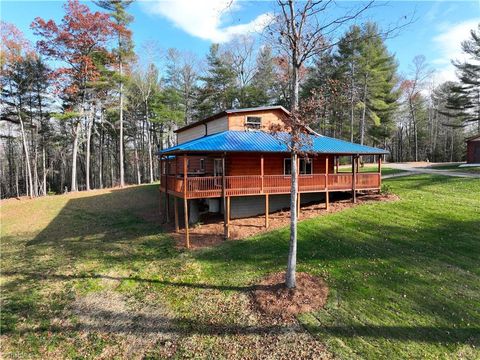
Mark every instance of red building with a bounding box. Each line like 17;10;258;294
159;106;387;247
466;134;480;164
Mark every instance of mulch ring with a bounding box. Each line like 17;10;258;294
168;192;399;249
251;272;329;322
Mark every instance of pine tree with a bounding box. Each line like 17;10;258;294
444;24;480;132
196;44;237;118
95;0;135;187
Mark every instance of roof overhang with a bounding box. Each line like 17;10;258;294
159;131;389;157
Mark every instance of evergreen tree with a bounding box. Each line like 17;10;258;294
196;44;237;118
444;24;480;132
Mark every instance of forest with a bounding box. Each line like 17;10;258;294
1;0;479;199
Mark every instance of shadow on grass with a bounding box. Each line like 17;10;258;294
7;300;477;345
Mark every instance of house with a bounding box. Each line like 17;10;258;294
466;134;480;164
159;106;388;247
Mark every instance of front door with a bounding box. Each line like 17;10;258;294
214;159;223;186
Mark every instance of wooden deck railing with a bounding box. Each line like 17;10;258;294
160;172;381;198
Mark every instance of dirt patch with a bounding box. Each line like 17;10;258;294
58;291;177;359
252;272;329;322
170;192;399;249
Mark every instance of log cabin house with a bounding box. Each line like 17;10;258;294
159;106;387;247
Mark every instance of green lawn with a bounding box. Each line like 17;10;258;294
338;165;406;176
1;176;479;359
428;163;480;174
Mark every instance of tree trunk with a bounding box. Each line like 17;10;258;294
286;150;298;289
19;115;34;198
360;74;368;145
86;113;93;191
42;147;47;196
119;60;125;187
145;101;154;183
350;63;355;142
71;121;81;192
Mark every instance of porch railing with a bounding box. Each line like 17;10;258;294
160;172;381;198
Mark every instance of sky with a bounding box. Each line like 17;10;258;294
1;0;479;85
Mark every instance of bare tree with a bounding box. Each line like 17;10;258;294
272;0;374;288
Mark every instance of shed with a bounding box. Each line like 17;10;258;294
466;134;480;164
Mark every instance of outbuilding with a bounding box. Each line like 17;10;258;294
466;134;480;164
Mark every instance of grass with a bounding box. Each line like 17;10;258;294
337;165;406;176
1;177;479;359
428;163;480;174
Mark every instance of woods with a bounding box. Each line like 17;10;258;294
1;0;479;199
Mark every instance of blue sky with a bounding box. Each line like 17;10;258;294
1;0;479;84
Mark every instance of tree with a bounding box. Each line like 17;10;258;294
164;48;199;124
273;0;373;288
32;0;116;191
95;0;135;188
196;44;237;118
1;22;38;198
444;24;480;132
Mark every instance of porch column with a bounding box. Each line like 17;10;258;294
325;156;330;210
166;157;170;222
261;154;264;193
174;197;179;232
352;155;357;203
378;154;382;190
183;154;190;248
222;153;228;240
336;156;339;174
265;194;269;228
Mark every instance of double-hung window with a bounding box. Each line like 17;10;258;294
284;158;313;175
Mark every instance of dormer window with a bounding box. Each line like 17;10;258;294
245;116;262;129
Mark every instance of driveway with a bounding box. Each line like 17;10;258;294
384;162;480;179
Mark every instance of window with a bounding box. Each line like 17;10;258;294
199;158;205;172
284;158;313;175
245;116;262;129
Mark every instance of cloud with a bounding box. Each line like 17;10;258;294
432;18;479;83
141;0;273;43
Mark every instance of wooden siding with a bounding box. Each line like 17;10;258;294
228;109;286;131
207;116;228;134
177;125;206;144
466;138;480;163
177;116;228;144
227;153;335;176
172;156;215;175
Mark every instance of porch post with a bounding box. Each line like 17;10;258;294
297;192;301;216
378;154;382;191
261;154;264;193
325;156;329;210
183;154;189;248
165;156;170;222
336;156;339;174
222;153;228;240
226;196;231;238
174;196;179;232
352;155;357;203
265;194;269;228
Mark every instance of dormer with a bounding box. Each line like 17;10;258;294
175;106;289;144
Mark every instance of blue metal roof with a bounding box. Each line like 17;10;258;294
160;131;388;155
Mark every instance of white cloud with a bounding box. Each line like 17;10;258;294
141;0;273;43
432;18;479;83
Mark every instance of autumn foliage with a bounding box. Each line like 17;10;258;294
31;0;116;95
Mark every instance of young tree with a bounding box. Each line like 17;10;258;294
273;0;373;288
